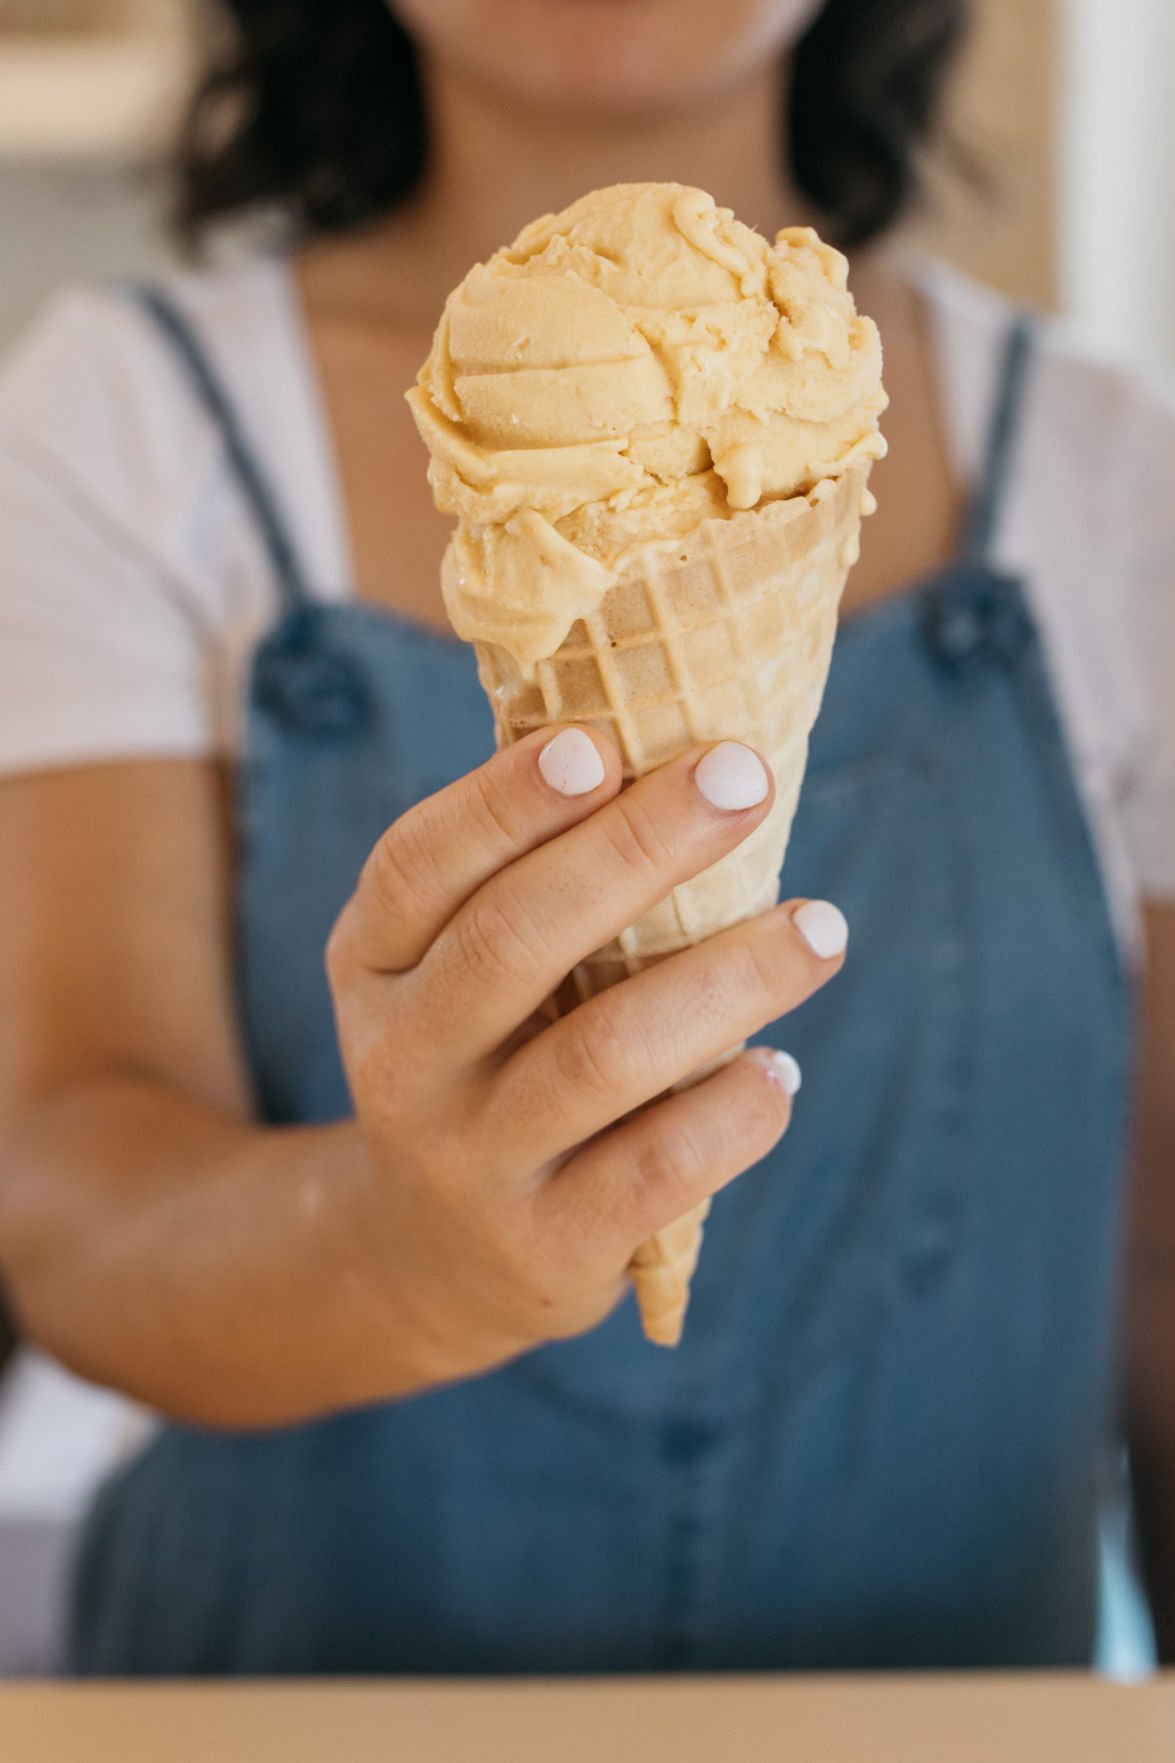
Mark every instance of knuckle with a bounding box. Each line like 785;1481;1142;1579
349;1033;409;1118
324;907;353;987
455;886;544;993
364;808;440;929
633;1119;708;1212
732;920;803;1008
733;933;788;1003
554;1005;633;1100
605;793;676;882
419;1124;481;1210
468;762;525;849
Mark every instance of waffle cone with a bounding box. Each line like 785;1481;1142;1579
474;462;872;1345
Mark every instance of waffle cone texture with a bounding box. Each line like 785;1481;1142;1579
475;462;872;1345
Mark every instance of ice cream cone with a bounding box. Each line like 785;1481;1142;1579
407;182;887;1348
474;460;873;1345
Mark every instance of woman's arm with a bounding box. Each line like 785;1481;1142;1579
1127;902;1175;1660
0;760;417;1427
0;741;840;1431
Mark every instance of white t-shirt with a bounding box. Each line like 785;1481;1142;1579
0;255;1173;945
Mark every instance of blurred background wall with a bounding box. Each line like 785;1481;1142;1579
1060;0;1175;365
908;0;1058;307
0;0;187;350
2;2;1173;361
0;0;1049;345
3;2;1172;361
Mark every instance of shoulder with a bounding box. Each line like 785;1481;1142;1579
916;254;1175;504
918;258;1175;912
0;284;159;483
0;258;291;518
0;259;299;775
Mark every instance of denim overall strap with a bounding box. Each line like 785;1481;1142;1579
921;317;1038;675
125;282;315;620
962;315;1036;565
126;284;369;741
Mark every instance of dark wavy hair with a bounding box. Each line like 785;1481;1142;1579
174;0;970;250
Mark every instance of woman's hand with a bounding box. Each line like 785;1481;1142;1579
326;726;847;1387
0;739;845;1425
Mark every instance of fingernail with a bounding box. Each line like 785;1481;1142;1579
792;899;849;959
749;1048;802;1095
539;728;606;797
694;742;770;811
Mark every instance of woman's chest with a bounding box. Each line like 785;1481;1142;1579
301;314;456;632
236;582;1132;1439
239;574;1127;1140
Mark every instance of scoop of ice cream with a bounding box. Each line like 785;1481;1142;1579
408;183;886;668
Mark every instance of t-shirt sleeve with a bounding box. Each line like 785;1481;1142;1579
0;289;218;777
1116;367;1175;902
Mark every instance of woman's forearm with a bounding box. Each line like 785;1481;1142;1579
0;1076;450;1427
1128;1265;1175;1663
1128;906;1175;1660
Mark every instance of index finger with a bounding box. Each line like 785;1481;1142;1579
331;726;622;974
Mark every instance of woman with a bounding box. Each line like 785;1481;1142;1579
0;0;1172;1675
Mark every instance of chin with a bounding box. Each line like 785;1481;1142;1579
392;0;822;117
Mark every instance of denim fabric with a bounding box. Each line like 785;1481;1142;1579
70;307;1132;1675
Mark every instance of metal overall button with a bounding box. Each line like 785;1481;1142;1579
253;618;370;740
921;567;1034;675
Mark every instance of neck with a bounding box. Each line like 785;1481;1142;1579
305;53;814;327
422;48;808;253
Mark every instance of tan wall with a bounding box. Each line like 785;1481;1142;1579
907;0;1058;308
0;1;148;31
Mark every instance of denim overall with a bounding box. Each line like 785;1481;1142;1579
71;289;1132;1674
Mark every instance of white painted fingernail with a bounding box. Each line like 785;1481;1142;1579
793;900;849;959
694;742;770;811
749;1048;802;1095
539;728;606;797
